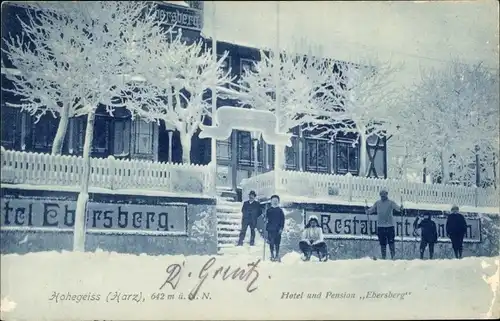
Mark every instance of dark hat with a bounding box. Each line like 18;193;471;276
249;190;256;196
270;194;280;201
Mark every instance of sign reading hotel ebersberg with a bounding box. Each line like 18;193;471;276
1;198;188;234
305;211;481;243
156;1;203;31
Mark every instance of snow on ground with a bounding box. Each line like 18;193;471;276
1;250;499;320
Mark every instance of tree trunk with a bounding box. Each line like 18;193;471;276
475;146;481;187
51;104;70;155
401;144;409;180
423;157;427;183
440;150;450;184
493;153;497;189
359;129;367;177
73;111;95;252
180;134;192;164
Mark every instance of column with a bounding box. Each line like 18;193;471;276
231;131;238;191
68;118;74;154
168;131;173;163
20;112;27;151
298;128;304;171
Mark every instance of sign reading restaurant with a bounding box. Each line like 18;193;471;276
1;198;188;235
155;1;203;31
305;211;481;243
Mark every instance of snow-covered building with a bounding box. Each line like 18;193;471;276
1;0;387;195
1;1;498;259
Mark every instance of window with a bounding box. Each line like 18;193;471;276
217;54;232;88
252;137;264;166
186;1;203;10
237;131;251;165
216;137;231;161
31;113;59;152
218;54;231;74
133;119;154;155
75;115;112;156
113;119;131;157
336;140;359;174
268;144;275;169
240;58;257;89
93;117;111;154
285;136;299;170
237;131;263;166
366;134;386;178
1;106;19;149
305;138;329;173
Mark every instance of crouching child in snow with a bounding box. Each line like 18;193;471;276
413;213;438;259
299;215;328;262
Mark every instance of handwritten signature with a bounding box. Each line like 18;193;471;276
159;257;261;300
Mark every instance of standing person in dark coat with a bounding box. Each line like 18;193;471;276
265;194;285;262
366;189;404;260
237;190;261;246
446;205;468;259
414;213;438;259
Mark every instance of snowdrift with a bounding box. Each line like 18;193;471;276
1;251;499;320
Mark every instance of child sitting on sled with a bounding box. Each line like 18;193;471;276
299;215;328;261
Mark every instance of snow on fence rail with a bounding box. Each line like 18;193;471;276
241;170;499;208
0;148;214;195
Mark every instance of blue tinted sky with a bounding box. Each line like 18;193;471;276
202;1;499;87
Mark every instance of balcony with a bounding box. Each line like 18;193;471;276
1;148;215;198
241;170;499;213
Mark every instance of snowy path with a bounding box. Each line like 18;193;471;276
1;251;498;320
219;231;272;260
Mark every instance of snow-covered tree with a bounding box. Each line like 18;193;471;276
232;47;338;169
303;58;403;177
2;1;171;251
401;60;499;185
2;4;95;155
124;30;233;164
1;1;166;156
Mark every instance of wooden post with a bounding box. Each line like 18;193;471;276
168;131;173;163
231;132;238;192
211;1;218;195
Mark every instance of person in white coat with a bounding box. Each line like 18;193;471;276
299;215;328;261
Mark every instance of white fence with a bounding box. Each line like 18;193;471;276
1;148;215;196
241;169;499;208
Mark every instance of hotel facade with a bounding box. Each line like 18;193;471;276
1;1;389;192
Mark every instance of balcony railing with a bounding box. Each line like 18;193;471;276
1;148;215;196
241;169;499;210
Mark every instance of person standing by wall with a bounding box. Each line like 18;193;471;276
265;194;285;262
413;213;438;259
237;190;261;246
446;205;468;259
366;189;404;260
